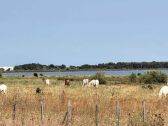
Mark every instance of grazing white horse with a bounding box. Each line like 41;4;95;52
82;79;89;87
0;84;7;94
42;78;50;85
159;86;168;97
45;79;50;85
89;80;99;87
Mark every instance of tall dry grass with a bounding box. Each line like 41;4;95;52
0;76;167;125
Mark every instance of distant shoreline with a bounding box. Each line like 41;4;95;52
2;68;168;73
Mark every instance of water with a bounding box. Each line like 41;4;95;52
2;69;168;76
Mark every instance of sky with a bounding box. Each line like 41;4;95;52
0;0;168;66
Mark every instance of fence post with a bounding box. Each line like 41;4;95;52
116;100;120;126
95;101;99;126
66;100;72;126
12;103;16;121
142;100;146;124
60;90;66;104
21;107;25;126
40;98;44;125
62;111;68;125
95;87;99;126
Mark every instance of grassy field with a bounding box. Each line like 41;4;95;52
0;76;167;126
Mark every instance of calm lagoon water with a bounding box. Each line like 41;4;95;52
2;69;168;76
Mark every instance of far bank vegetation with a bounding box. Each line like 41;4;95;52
12;61;168;71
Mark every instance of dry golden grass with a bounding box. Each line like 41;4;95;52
0;77;167;126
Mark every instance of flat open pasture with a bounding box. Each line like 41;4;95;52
0;76;167;126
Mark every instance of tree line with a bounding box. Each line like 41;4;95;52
13;61;168;71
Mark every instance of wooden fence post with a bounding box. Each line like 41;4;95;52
95;87;99;126
12;103;16;121
142;100;146;124
116;100;120;126
66;100;72;126
62;111;68;125
21;107;25;126
95;101;99;126
40;99;44;125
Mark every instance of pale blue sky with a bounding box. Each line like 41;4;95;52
0;0;168;66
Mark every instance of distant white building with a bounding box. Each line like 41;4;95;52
0;66;14;71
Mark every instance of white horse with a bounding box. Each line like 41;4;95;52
82;79;89;87
0;84;7;94
159;86;168;97
45;79;50;85
89;80;99;88
42;78;50;85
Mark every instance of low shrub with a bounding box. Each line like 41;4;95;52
90;72;107;84
139;71;167;84
137;73;141;76
129;73;137;83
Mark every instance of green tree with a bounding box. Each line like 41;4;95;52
129;73;137;83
